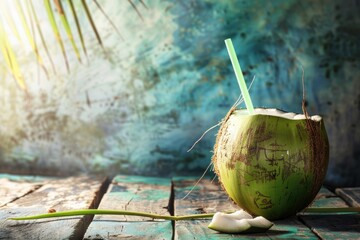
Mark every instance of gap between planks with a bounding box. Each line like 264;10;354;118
169;179;176;240
78;176;112;239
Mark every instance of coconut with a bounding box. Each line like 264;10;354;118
208;210;274;233
212;108;329;220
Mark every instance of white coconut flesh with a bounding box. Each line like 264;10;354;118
235;108;322;122
225;210;252;220
208;210;274;234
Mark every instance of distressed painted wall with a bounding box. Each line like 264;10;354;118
0;0;359;187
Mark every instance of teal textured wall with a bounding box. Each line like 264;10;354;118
0;0;359;187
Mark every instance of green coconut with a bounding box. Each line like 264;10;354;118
212;108;329;220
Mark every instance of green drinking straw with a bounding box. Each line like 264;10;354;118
225;38;254;114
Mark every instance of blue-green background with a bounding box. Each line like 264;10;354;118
0;0;359;187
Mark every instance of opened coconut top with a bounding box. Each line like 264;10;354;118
235;108;322;122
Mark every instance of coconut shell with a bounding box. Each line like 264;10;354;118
212;108;329;220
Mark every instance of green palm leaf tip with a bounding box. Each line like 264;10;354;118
25;0;50;78
67;0;88;58
54;0;82;63
14;0;49;76
14;0;39;61
139;0;148;9
81;0;104;49
44;0;70;73
93;0;124;41
127;0;145;22
0;21;26;90
27;0;57;75
2;5;23;45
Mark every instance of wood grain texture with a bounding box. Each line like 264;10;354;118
315;186;336;199
174;177;240;215
173;177;318;240
300;188;360;239
0;174;47;207
84;175;173;239
1;174;359;239
175;218;318;240
174;177;242;240
0;175;108;240
335;187;360;207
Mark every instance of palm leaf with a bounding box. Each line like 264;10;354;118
14;0;44;65
139;0;148;9
0;0;146;87
44;0;70;73
53;0;82;63
81;0;103;49
127;0;144;22
25;0;50;78
0;21;26;90
1;3;23;45
15;0;50;79
93;0;124;40
67;0;88;58
27;0;57;75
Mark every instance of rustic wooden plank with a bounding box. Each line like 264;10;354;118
0;174;48;207
176;219;318;240
174;177;240;215
84;175;173;239
174;177;319;240
315;186;336;199
299;188;360;239
84;221;172;240
335;187;360;207
264;187;336;239
0;175;108;240
174;177;248;240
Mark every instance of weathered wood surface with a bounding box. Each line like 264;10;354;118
1;174;360;239
84;175;173;240
299;187;360;239
173;177;241;240
173;177;320;240
336;187;360;207
0;175;108;240
0;174;46;207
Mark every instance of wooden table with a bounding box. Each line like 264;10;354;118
0;173;359;239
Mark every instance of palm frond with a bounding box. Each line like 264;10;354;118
1;4;23;45
81;0;103;49
54;0;82;63
27;0;57;75
25;0;50;78
15;0;47;71
0;0;147;90
127;0;144;22
0;21;26;90
67;0;88;58
139;0;148;9
93;0;124;41
44;0;70;73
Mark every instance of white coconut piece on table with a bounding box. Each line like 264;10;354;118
226;210;253;220
208;211;274;234
246;216;274;229
208;212;251;233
